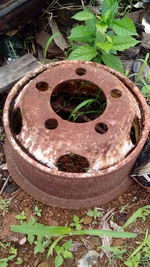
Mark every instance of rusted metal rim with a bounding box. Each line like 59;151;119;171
3;61;150;209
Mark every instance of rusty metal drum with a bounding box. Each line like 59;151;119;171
3;61;150;209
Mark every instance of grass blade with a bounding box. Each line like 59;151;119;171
68;98;99;120
123;205;150;229
72;229;137;239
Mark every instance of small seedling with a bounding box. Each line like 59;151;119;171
54;240;73;267
15;211;26;224
0;198;11;214
124;230;150;267
33;205;42;217
100;246;126;260
0;246;20;267
70;215;83;230
87;207;103;220
123;205;150;229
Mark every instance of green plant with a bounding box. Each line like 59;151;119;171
54;240;73;267
87;207;103;220
15;211;26;224
10;212;137;267
124;230;150;267
33;205;42;217
0;198;11;214
42;32;59;64
68;98;101;121
68;0;139;73
123;205;150;229
99;245;127;260
70;215;83;230
0;246;21;267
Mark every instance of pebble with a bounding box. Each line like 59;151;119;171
77;250;99;267
19;236;27;245
4;183;18;193
83;215;93;225
141;32;150;49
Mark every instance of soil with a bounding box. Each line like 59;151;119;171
0;1;150;267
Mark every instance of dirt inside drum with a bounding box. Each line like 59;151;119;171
3;61;150;209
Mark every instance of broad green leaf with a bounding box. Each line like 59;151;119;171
102;0;118;16
63;240;72;250
96;42;112;52
96;22;108;34
101;52;124;73
55;255;63;267
72;10;94;21
101;0;118;23
69;25;94;43
86;18;96;33
11;225;72;237
112;17;138;36
0;259;8;267
68;46;97;61
73;229;137;238
112;36;140;51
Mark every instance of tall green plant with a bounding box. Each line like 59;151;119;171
68;0;139;73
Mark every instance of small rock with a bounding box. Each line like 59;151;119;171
132;196;138;202
19;236;27;245
77;250;99;267
122;46;141;59
46;217;58;226
141;32;150;49
4;183;18;193
38;262;49;267
83;215;93;225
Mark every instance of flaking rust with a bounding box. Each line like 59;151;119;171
3;61;150;209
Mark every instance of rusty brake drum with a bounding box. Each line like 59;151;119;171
3;61;150;209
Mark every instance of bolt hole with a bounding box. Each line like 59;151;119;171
130;118;140;145
75;68;86;76
11;107;22;135
95;123;108;134
110;89;122;98
45;119;58;130
56;153;90;173
36;81;49;91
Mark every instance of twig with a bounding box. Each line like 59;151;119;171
0;175;11;195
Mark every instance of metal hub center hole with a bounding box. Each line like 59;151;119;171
56;153;90;173
50;80;107;123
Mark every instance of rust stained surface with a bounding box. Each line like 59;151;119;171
3;61;150;209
